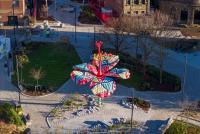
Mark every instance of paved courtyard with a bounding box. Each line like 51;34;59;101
0;6;200;131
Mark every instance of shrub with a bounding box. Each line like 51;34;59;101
165;120;200;134
165;121;187;134
0;103;24;126
51;108;59;117
132;97;150;111
64;100;74;107
16;106;23;115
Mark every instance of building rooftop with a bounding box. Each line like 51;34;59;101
161;0;200;5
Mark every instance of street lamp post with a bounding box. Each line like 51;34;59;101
94;26;96;49
12;0;17;49
16;55;21;104
12;0;21;105
182;54;188;102
74;6;77;42
130;88;134;132
55;0;57;11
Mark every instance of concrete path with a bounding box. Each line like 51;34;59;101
0;13;199;132
0;28;184;133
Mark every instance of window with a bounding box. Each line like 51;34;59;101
180;10;188;23
134;0;139;4
134;11;138;15
141;0;145;4
141;11;145;15
13;0;19;8
126;0;131;5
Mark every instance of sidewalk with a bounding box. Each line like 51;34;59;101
0;21;199;132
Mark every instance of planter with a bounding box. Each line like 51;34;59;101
126;97;150;111
21;84;55;96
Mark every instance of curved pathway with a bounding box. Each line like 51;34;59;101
0;23;195;133
0;34;183;132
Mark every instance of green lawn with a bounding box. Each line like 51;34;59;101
94;48;181;92
165;120;200;134
12;42;81;89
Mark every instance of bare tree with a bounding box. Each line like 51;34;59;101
30;67;44;92
130;15;155;77
129;11;174;79
139;35;155;77
151;11;174;84
102;15;130;52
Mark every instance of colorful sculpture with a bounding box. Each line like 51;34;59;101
71;41;130;98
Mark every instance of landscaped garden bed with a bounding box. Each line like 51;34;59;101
50;94;89;118
12;41;81;96
48;94;104;128
165;120;200;134
179;100;200;121
0;103;25;134
93;48;181;92
181;26;200;38
108;120;138;131
78;6;101;24
131;97;150;111
122;97;150;111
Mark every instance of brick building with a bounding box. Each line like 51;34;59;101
104;0;150;16
159;0;200;25
89;0;150;22
0;0;25;23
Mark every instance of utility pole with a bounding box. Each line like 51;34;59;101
45;0;48;17
136;15;140;58
74;6;77;42
55;0;57;11
13;0;21;104
12;0;17;49
130;88;134;132
16;55;21;104
182;54;188;102
94;26;96;49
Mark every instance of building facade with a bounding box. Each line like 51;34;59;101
88;0;150;22
36;0;48;19
0;0;25;23
159;0;200;25
104;0;150;16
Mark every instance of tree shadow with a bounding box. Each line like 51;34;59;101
84;120;108;129
133;119;168;134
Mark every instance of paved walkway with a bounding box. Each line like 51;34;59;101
0;28;183;131
0;15;199;132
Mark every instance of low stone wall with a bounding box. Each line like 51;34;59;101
159;117;174;134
